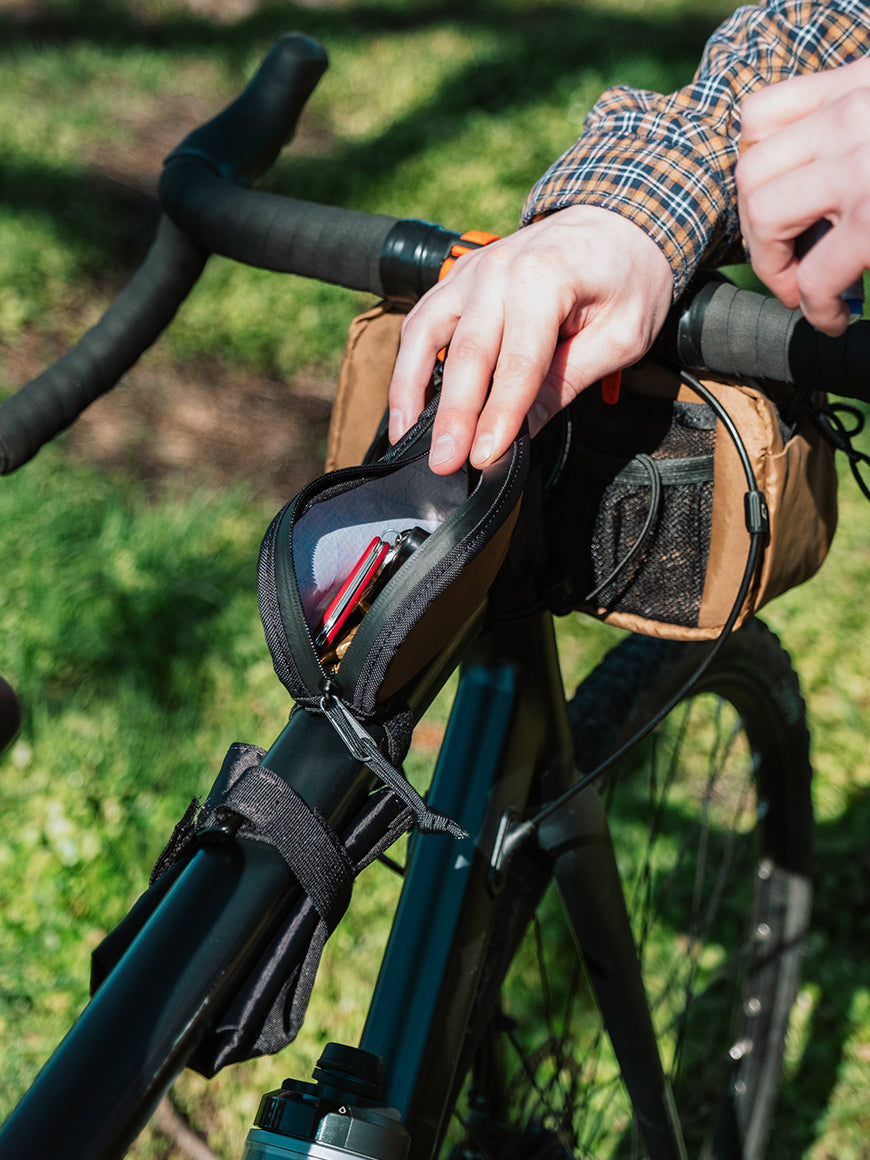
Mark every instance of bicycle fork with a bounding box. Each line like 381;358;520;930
541;792;689;1160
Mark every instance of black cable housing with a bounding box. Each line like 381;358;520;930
510;370;768;847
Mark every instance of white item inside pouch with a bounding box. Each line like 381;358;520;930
294;460;468;627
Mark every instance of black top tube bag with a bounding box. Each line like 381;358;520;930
91;351;529;1076
257;376;529;763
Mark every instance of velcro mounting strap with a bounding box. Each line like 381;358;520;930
223;763;354;932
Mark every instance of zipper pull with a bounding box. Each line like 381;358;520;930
319;690;467;839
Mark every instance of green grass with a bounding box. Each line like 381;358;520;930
1;1;869;1157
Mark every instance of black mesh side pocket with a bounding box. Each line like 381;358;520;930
542;364;838;640
545;392;716;629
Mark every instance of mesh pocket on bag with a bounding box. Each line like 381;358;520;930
543;363;838;641
547;393;717;629
582;402;716;627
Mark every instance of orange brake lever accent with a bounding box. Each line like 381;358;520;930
438;230;499;281
601;370;622;404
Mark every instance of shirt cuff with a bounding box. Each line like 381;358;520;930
521;132;736;297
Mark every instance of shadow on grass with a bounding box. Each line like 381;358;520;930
2;454;265;724
1;0;721;275
0;159;160;279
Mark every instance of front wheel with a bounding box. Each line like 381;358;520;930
445;618;813;1159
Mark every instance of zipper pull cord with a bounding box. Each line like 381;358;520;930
319;693;467;840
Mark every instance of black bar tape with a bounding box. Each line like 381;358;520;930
160;157;398;294
677;280;798;382
159;31;400;295
675;280;870;403
164;33;329;187
0;217;207;474
788;313;870;404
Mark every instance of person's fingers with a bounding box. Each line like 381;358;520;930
739;88;870;199
464;263;576;467
389;206;673;472
739;155;866;309
422;233;585;472
428;301;507;473
794;212;869;335
741;57;870;144
534;310;658;424
388;282;463;444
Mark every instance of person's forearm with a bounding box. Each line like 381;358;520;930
523;1;870;294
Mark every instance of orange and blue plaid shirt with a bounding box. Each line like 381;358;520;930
522;1;870;296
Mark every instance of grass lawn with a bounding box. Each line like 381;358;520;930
1;1;868;1157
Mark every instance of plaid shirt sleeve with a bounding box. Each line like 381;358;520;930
521;1;870;296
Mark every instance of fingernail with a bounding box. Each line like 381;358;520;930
430;433;455;467
389;408;407;443
472;433;494;464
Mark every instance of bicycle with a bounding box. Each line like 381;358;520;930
1;31;868;1160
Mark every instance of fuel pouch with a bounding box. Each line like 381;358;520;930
257;384;528;761
542;362;838;640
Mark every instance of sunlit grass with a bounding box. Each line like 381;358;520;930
1;0;868;1156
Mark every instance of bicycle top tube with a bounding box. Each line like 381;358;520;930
1;28;868;478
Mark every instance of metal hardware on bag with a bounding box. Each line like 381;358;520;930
319;692;383;768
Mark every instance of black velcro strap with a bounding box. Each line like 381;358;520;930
222;763;354;933
93;742;416;1076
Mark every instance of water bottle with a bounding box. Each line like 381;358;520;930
241;1043;410;1160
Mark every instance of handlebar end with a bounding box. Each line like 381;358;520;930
164;32;329;187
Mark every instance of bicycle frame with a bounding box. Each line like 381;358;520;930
0;577;687;1160
361;609;686;1160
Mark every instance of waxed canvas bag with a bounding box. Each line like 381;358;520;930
327;308;838;643
541;362;838;640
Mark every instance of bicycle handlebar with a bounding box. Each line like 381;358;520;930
0;218;207;475
0;33;469;474
0;33;335;475
158;30;471;300
159;33;400;293
1;32;868;478
668;277;870;403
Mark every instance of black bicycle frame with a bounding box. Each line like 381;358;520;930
0;614;687;1160
362;609;687;1160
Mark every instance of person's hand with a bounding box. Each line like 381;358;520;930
737;57;870;336
387;205;673;474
